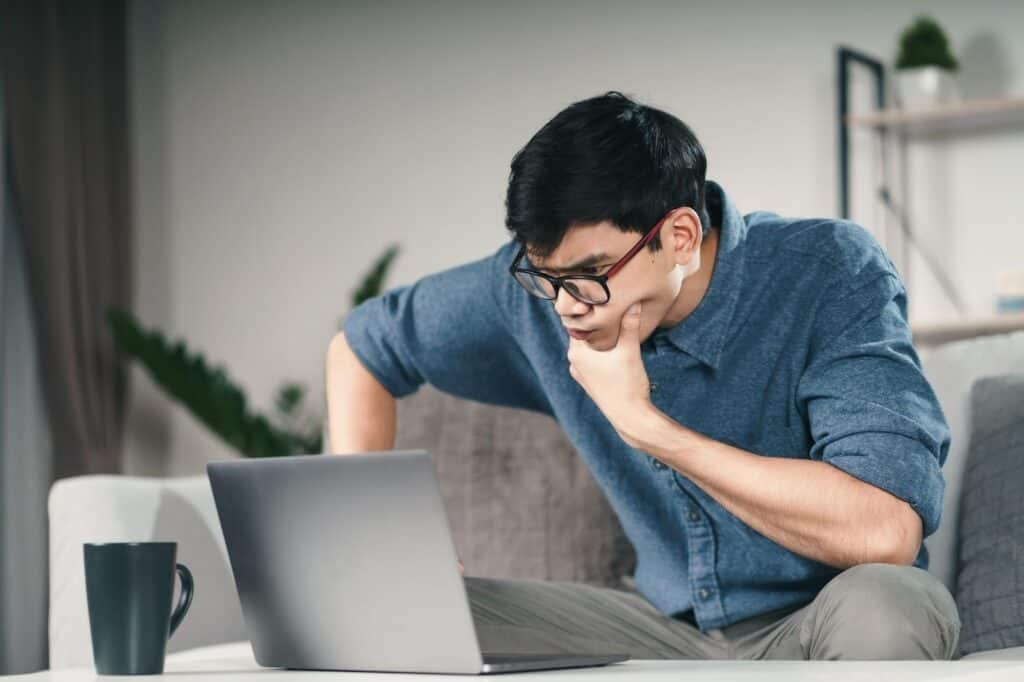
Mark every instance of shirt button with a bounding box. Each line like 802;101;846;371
699;588;712;601
652;458;667;470
650;382;658;393
688;509;700;522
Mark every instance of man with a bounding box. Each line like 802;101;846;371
325;91;960;660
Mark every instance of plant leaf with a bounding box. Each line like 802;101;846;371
107;308;318;458
351;244;400;308
275;382;306;417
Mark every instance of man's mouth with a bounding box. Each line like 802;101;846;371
567;328;594;340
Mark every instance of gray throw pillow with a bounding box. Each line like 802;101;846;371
956;374;1024;656
395;385;636;587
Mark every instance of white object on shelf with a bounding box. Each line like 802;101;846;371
996;272;1024;314
895;66;958;110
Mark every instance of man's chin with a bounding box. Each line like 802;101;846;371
585;335;616;351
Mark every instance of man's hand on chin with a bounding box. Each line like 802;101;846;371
567;302;658;448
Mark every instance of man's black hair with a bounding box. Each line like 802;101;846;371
505;91;712;259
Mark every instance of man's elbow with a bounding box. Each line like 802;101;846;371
871;500;924;566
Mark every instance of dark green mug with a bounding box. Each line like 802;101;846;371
84;542;194;675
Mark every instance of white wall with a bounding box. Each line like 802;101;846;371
125;0;1024;476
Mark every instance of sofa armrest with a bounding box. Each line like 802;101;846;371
48;475;247;669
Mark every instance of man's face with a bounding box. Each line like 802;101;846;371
527;218;698;351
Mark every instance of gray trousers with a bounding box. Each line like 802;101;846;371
465;563;961;660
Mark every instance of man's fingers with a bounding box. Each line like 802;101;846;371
569;364;580;382
620;302;642;341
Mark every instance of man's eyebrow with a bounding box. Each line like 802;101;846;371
534;253;610;274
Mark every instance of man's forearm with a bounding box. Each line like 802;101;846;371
324;331;397;454
620;407;922;569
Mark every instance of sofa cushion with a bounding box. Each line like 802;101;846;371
955;374;1024;656
395;385;636;586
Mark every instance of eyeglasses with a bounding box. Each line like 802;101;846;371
508;208;676;305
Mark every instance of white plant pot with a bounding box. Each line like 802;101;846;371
895;66;958;110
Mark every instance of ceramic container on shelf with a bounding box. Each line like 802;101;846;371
996;272;1024;314
895;66;958;110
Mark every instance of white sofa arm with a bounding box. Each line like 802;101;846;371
47;475;247;669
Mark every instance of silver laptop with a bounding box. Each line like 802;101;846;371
207;450;629;674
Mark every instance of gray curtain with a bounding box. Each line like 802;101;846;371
1;106;54;674
0;0;132;479
0;1;132;673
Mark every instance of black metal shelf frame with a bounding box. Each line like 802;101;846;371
836;46;886;219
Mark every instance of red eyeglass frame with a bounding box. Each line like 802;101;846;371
509;207;678;305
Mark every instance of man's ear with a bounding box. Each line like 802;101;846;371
666;207;703;267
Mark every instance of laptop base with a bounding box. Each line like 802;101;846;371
480;652;629;674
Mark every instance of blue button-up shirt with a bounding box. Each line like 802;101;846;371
342;181;950;631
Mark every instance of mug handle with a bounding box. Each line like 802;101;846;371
168;563;194;638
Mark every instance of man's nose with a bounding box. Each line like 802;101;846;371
553;286;591;317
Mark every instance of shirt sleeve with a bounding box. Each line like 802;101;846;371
341;242;552;415
796;270;950;538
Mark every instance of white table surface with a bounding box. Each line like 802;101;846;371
11;641;1024;681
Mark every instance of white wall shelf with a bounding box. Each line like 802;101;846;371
911;312;1024;347
845;96;1024;135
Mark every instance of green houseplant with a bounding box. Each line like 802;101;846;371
108;245;400;458
894;16;959;109
895;16;959;71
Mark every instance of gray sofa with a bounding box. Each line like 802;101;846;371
47;331;1024;668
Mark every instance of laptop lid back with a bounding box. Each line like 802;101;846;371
208;451;483;673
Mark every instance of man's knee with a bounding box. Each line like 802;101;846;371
801;563;961;660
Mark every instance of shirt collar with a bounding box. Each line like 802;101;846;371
647;180;747;370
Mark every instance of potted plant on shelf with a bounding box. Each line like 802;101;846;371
894;15;959;109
